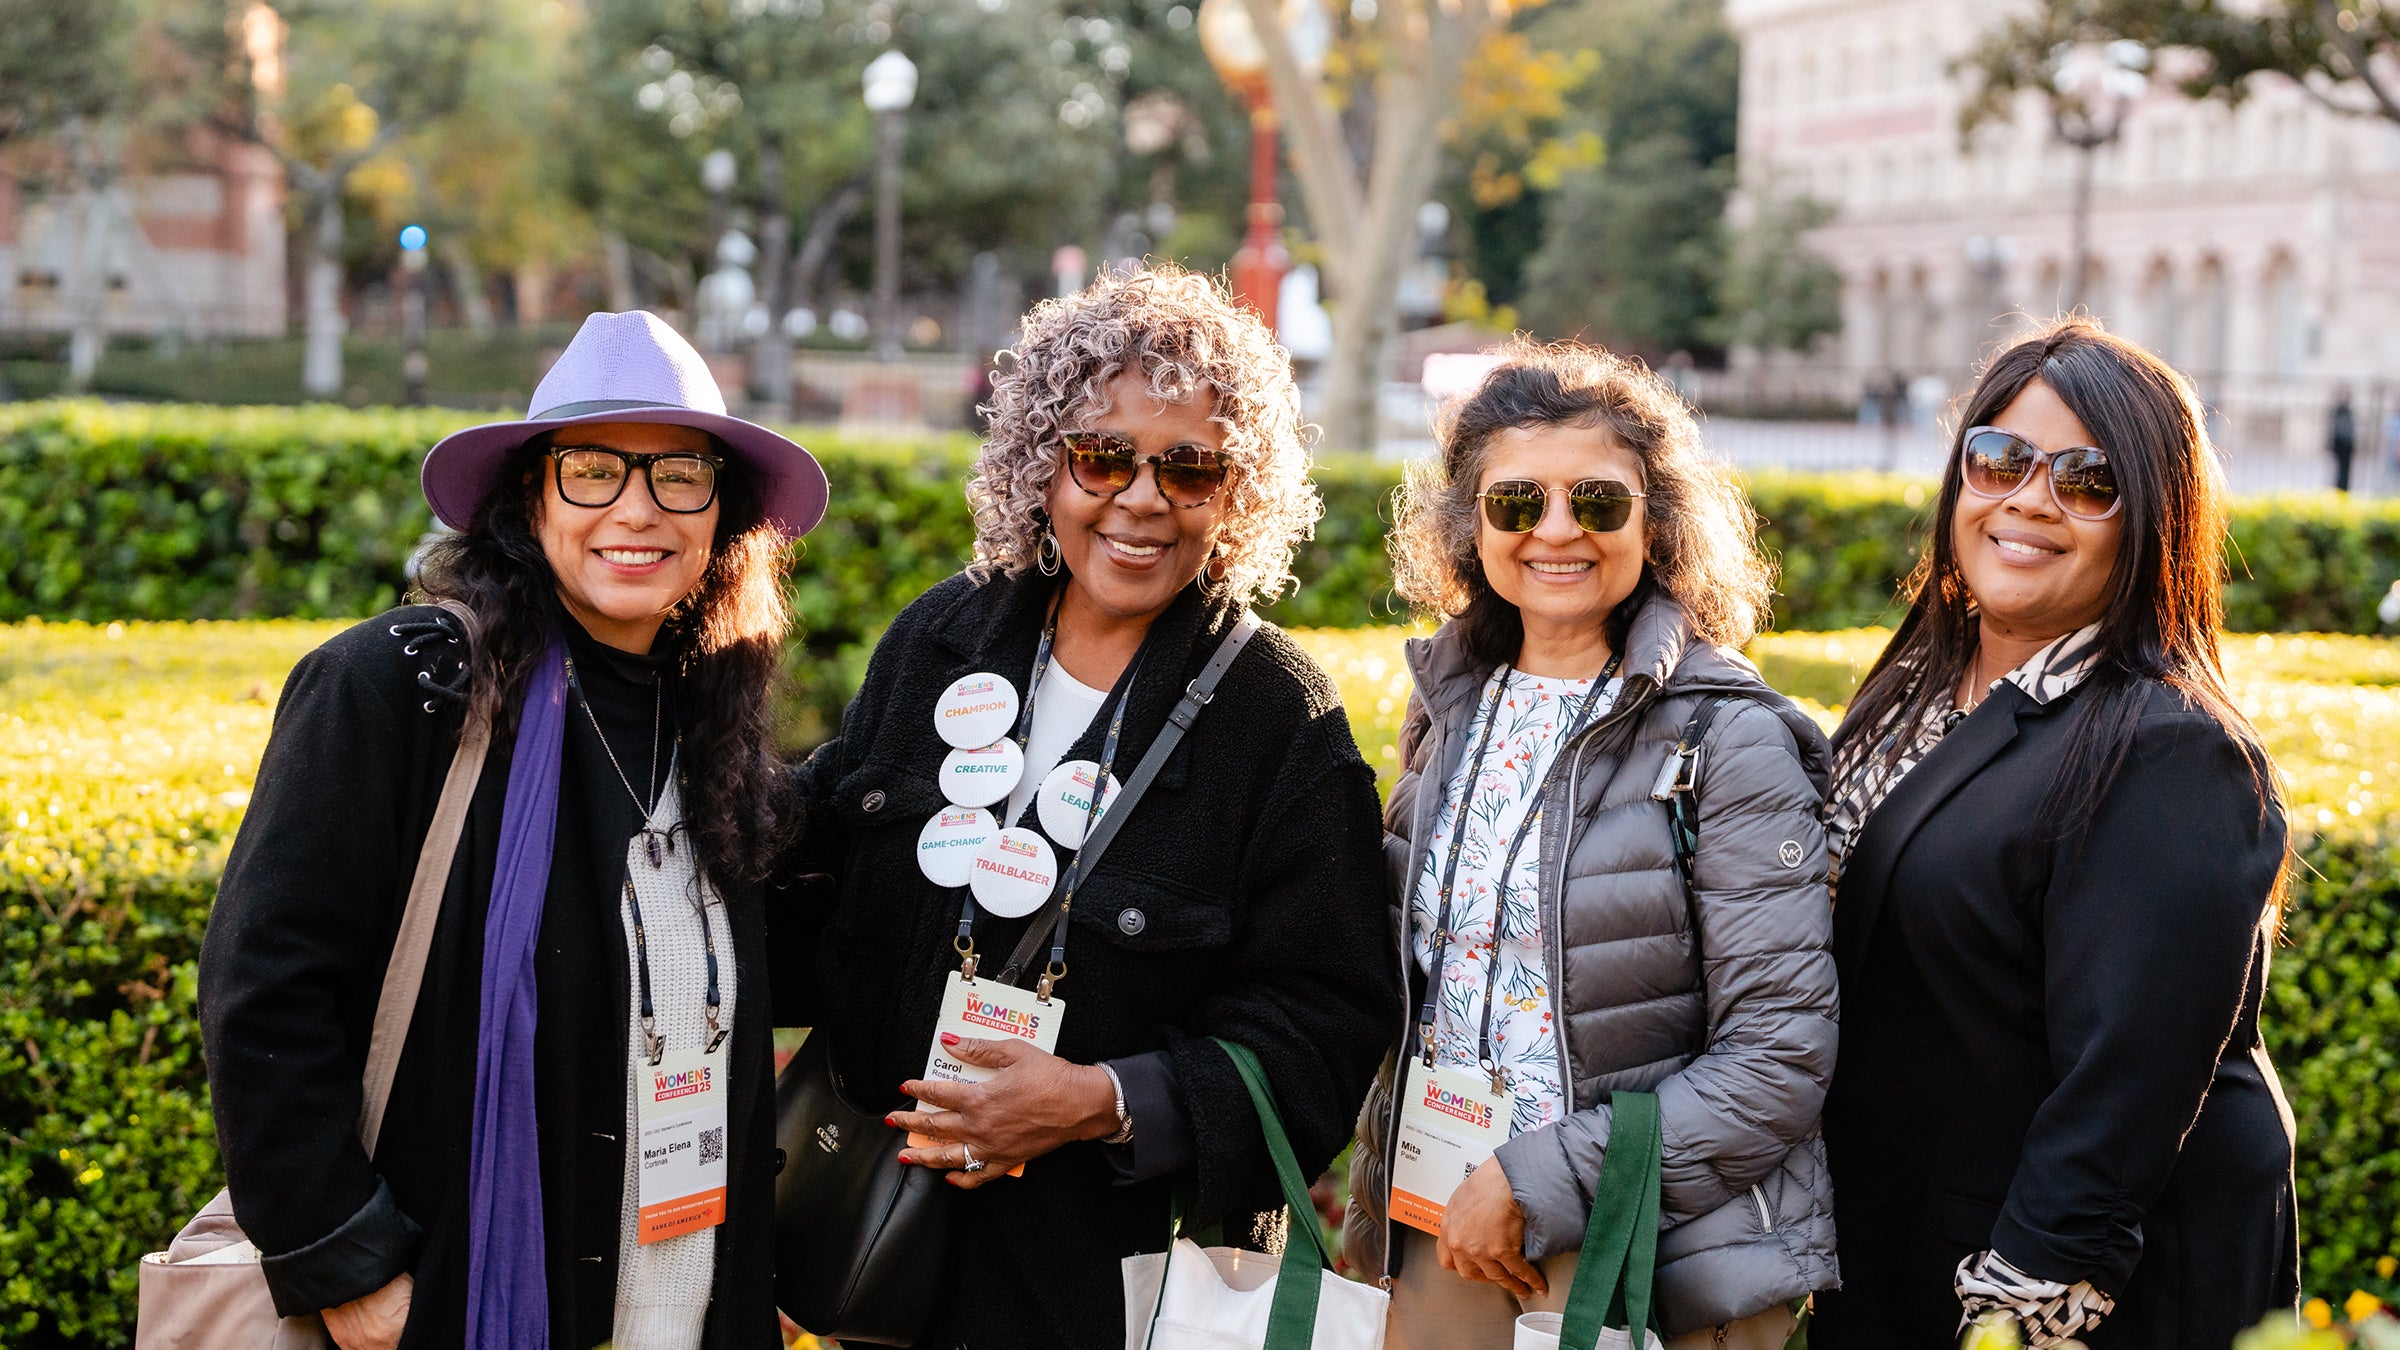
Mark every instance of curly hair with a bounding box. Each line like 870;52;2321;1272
965;264;1320;609
1389;338;1774;662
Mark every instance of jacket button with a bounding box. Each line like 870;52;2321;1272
862;790;886;813
1117;908;1146;936
774;1147;786;1175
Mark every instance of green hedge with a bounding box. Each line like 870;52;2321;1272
8;402;2400;738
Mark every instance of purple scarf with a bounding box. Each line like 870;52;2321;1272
465;637;566;1350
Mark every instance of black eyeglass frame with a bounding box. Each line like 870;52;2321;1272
1478;478;1650;534
1058;430;1231;510
1956;426;2124;521
548;445;728;514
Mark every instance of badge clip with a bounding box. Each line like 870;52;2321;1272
640;1016;665;1066
955;936;980;984
1035;960;1066;1004
703;1004;727;1054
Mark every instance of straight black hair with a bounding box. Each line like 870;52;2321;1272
1832;318;2279;873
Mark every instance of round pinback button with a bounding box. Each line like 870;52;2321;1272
939;738;1025;807
934;673;1020;750
968;827;1059;918
916;806;998;887
1035;759;1121;848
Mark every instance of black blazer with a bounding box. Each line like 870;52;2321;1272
774;569;1399;1350
1811;677;2298;1350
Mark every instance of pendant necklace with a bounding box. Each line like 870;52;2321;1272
566;655;672;866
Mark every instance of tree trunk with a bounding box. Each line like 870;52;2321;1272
602;231;638;312
789;179;865;317
514;259;553;327
441;236;493;332
64;183;109;392
301;185;346;399
749;139;792;418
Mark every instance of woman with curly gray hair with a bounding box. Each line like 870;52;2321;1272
776;264;1398;1349
1347;340;1840;1349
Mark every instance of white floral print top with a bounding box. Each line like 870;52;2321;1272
1410;667;1622;1137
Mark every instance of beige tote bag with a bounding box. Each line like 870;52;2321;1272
137;607;489;1350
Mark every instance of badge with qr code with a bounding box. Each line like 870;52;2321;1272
634;1048;728;1243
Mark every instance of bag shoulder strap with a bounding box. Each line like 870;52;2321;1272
1649;691;1774;892
1220;1038;1331;1350
1556;1090;1663;1347
357;599;490;1155
997;611;1261;984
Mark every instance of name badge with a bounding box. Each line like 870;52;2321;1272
634;1048;729;1244
909;971;1066;1177
940;737;1025;808
1391;1061;1506;1235
935;673;1020;749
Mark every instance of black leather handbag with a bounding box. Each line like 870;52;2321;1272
772;1030;950;1345
772;613;1260;1345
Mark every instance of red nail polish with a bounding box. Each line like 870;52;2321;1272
883;1114;899;1127
898;1155;913;1166
939;1032;960;1047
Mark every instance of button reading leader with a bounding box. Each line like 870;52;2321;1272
935;672;1021;750
968;826;1059;918
916;806;999;887
939;737;1025;808
1035;759;1122;848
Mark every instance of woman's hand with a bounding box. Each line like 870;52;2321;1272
1437;1157;1547;1299
889;1034;1121;1189
322;1272;412;1350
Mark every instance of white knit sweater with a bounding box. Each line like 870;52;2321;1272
611;774;735;1350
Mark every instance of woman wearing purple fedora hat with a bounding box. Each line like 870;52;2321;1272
198;311;828;1350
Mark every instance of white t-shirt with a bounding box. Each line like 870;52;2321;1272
1006;657;1109;827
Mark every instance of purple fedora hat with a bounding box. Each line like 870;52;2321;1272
420;310;828;539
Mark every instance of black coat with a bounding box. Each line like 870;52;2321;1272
775;570;1399;1350
198;605;782;1349
1811;677;2299;1350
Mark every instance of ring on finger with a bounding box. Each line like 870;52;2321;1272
960;1144;987;1174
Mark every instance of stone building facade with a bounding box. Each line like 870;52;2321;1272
0;129;287;342
1725;0;2400;458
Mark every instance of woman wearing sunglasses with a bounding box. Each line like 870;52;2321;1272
776;265;1397;1349
198;313;826;1349
1347;341;1838;1349
1808;320;2294;1350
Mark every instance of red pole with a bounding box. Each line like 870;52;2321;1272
1228;100;1288;332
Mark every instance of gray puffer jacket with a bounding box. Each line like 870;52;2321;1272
1345;594;1841;1334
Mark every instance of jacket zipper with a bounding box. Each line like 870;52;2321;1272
1547;680;1653;1105
1380;711;1445;1286
1751;1184;1774;1232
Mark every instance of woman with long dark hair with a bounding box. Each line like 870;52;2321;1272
1809;319;2295;1349
199;312;825;1350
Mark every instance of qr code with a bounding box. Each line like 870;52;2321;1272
698;1126;723;1166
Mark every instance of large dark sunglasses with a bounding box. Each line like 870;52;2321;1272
1479;478;1647;534
1061;430;1229;509
1958;426;2122;520
550;446;724;514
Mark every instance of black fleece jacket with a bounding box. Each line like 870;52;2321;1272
773;569;1399;1350
198;605;781;1349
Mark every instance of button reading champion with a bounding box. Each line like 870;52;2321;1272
935;672;1020;750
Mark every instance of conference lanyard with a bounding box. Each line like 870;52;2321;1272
1415;654;1622;1089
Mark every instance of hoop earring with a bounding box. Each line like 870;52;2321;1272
1036;526;1063;577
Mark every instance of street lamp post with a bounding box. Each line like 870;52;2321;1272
398;224;430;406
1197;0;1291;330
863;50;917;363
700;148;738;254
2050;39;2148;311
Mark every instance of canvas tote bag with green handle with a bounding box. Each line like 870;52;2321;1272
1513;1091;1669;1350
1121;1039;1390;1350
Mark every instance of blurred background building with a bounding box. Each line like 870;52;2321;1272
1725;0;2400;481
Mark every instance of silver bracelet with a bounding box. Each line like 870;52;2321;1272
1098;1062;1136;1145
